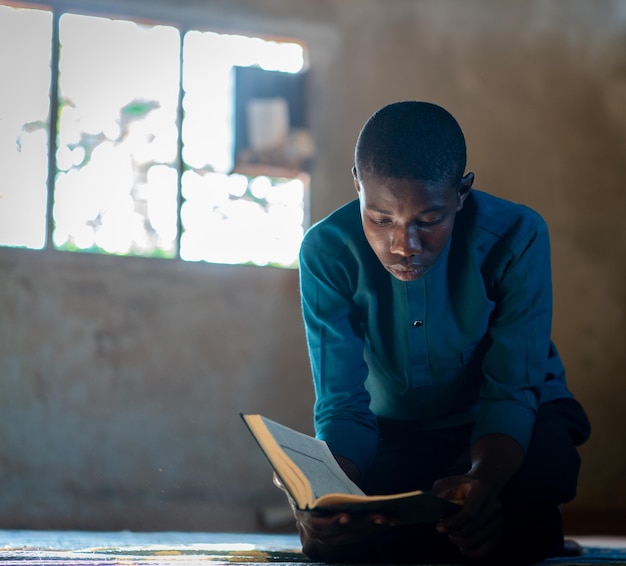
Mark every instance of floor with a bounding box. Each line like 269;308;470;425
0;530;625;565
0;531;303;565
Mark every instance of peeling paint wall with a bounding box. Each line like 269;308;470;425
0;0;624;530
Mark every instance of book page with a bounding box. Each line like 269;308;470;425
260;416;365;502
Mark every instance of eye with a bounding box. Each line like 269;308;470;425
369;216;391;226
417;215;445;228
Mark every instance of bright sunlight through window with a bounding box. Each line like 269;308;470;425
0;3;308;268
0;5;51;249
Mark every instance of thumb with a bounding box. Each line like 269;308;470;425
432;476;469;501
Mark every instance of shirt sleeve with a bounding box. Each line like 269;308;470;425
471;216;556;454
299;236;379;475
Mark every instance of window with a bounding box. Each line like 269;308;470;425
0;4;51;249
0;2;309;267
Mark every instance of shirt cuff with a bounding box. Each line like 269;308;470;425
470;400;536;454
317;417;378;476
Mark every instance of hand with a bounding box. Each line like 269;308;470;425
431;433;523;558
272;473;392;561
432;474;503;558
295;507;393;562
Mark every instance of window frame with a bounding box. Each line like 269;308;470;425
2;0;310;265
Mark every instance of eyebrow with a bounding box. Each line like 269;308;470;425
366;204;447;215
366;205;393;214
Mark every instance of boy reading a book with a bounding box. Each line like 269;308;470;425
286;101;591;564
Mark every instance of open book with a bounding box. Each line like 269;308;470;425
241;413;460;524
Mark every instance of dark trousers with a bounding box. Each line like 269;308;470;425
357;398;591;564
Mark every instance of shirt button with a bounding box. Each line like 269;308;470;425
412;320;423;328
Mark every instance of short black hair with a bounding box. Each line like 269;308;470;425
354;101;466;186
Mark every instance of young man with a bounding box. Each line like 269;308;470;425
289;101;590;564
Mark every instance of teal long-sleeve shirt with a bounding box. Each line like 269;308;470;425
299;189;572;476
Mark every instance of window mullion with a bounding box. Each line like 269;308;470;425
174;28;186;260
45;8;61;250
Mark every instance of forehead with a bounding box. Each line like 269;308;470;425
358;175;457;212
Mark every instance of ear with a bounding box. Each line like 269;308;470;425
352;166;361;195
456;172;474;211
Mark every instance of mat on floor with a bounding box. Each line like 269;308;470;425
0;530;625;565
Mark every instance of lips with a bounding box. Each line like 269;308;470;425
387;264;430;281
389;264;425;273
392;267;421;272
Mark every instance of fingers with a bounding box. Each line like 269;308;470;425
432;476;470;502
437;498;503;559
297;509;394;546
272;473;299;513
433;475;504;559
302;510;388;531
297;514;389;564
298;511;352;539
272;472;285;489
450;509;502;553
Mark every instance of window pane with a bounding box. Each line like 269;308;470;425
0;5;52;249
181;31;307;268
180;172;306;267
54;14;180;257
181;31;304;173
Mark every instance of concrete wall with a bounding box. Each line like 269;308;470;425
1;0;625;531
0;250;312;530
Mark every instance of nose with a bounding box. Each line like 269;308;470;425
389;225;422;257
